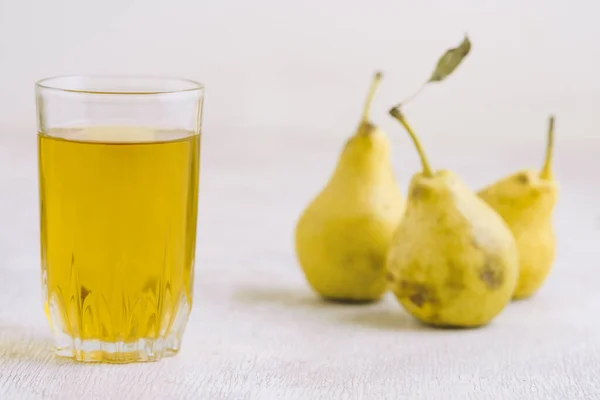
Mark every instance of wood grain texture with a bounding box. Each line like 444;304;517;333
0;131;599;399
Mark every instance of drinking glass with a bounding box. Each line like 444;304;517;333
36;76;204;363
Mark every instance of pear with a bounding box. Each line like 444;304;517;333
386;108;519;327
478;116;558;300
295;72;406;303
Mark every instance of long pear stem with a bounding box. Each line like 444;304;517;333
361;72;383;122
392;82;427;110
389;107;434;177
540;115;555;180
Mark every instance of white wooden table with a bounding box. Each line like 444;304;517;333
0;130;599;399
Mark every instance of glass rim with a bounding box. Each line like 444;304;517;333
35;74;205;96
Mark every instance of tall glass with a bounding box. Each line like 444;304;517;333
36;76;204;363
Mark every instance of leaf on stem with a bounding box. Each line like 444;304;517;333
428;34;472;83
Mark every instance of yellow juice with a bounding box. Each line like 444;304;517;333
38;127;200;360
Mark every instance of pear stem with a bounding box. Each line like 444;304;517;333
361;72;383;123
393;82;427;109
389;107;434;177
540;115;555;180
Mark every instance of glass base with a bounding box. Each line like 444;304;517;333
54;335;182;363
47;292;192;363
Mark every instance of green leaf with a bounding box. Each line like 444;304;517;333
428;35;471;83
391;34;473;108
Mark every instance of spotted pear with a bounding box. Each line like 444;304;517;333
386;108;519;327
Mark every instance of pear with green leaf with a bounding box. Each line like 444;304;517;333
386;34;518;327
478;116;558;299
295;72;405;303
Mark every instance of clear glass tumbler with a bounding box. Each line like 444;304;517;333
36;76;204;363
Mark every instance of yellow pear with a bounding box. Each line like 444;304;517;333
386;108;519;327
295;72;406;303
478;116;558;299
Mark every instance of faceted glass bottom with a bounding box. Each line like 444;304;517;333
46;291;192;363
54;335;183;363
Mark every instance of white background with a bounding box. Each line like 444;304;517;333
1;0;599;143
